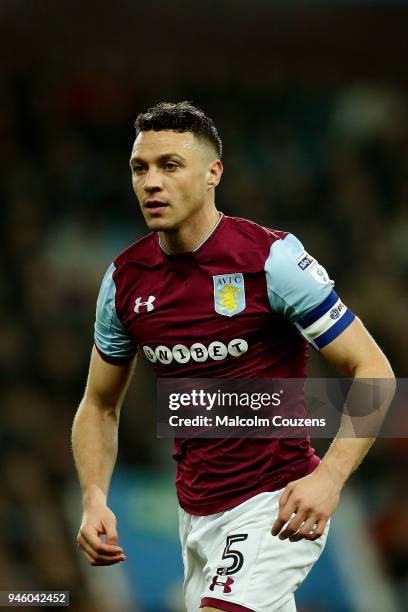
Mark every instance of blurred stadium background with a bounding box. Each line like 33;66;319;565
1;1;407;610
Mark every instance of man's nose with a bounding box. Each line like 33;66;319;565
143;169;162;192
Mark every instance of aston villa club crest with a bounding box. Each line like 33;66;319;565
213;273;246;317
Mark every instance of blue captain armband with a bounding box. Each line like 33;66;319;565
264;233;355;350
293;290;355;349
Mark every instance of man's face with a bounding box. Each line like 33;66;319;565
130;130;217;232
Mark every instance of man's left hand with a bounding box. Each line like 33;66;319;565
271;463;343;542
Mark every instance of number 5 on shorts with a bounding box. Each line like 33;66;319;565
217;534;248;575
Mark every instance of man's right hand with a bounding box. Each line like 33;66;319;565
77;502;127;566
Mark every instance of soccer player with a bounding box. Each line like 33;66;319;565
72;102;394;612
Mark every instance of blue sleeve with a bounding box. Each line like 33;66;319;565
94;263;137;362
264;234;355;349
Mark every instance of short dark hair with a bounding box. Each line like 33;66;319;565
134;101;222;158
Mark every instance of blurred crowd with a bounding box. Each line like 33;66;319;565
1;31;408;612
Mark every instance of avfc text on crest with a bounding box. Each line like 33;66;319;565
213;273;246;317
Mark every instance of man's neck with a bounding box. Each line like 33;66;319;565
159;208;221;254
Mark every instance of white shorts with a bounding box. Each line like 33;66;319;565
178;489;330;612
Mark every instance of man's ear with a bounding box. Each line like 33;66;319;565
207;159;223;189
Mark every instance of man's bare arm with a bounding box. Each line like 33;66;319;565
317;316;395;484
71;346;136;565
272;317;395;542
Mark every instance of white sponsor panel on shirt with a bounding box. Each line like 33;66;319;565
143;338;249;365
